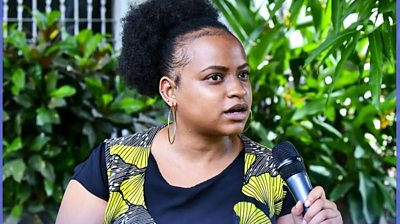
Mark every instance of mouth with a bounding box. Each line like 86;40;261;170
224;104;248;114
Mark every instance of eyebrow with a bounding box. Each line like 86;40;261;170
200;63;249;73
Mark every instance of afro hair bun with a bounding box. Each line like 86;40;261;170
118;0;225;96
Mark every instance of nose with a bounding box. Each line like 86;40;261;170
227;77;247;98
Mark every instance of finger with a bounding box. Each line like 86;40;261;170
308;209;342;224
304;199;337;222
320;216;343;224
305;186;326;208
291;201;304;223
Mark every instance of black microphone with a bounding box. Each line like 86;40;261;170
272;141;312;214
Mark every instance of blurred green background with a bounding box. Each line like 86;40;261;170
3;0;396;223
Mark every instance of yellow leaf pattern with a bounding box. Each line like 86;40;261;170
233;202;272;224
120;172;146;207
242;172;286;217
110;145;150;169
104;192;129;224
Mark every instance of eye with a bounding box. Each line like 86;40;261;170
238;70;249;80
207;74;223;81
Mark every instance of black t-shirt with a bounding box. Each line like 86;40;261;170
144;150;245;224
72;143;295;223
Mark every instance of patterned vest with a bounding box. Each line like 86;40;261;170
103;126;288;223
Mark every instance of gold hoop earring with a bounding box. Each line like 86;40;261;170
243;110;252;133
167;106;177;144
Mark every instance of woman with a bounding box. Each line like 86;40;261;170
56;0;342;223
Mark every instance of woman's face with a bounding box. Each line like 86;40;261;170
173;34;252;137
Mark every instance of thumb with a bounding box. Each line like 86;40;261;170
291;201;304;224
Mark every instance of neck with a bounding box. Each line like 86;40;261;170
167;124;241;163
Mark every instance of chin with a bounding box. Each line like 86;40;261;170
220;124;245;136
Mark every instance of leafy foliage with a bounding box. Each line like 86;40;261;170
3;1;396;223
213;0;396;223
3;11;159;223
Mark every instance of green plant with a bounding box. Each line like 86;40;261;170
213;0;396;223
3;11;160;223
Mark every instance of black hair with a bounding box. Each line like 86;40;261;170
119;0;233;96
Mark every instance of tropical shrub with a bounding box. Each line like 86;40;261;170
213;0;396;223
3;11;159;223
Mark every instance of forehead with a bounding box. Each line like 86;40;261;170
183;34;247;69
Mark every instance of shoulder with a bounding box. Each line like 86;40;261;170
240;135;279;180
104;126;162;149
103;126;163;169
240;135;273;156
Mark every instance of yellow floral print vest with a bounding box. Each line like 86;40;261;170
103;126;288;223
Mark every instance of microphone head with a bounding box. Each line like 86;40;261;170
272;141;306;181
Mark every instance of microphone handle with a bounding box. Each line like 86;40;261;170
286;171;313;215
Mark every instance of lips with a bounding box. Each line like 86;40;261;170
224;104;248;113
223;103;249;121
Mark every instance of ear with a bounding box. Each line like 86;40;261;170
159;76;177;107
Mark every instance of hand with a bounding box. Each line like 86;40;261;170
291;186;342;224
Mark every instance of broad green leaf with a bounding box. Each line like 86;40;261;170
250;121;273;148
368;30;383;109
47;11;61;26
43;146;62;158
77;29;93;45
84;33;103;59
212;0;247;41
44;179;54;197
50;85;76;98
44;37;78;56
83;122;96;148
248;26;281;68
328;34;358;101
288;0;305;27
10;204;23;218
353;104;376;127
309;0;323;31
13;94;33;108
11;68;26;95
371;177;396;215
33;10;48;29
84;77;103;96
49;109;61;124
29;155;56;182
309;165;331;177
285;125;309;138
348;194;364;224
332;0;343;33
102;94;114;107
382;156;396;166
36;106;60;127
329;182;353;201
312;117;343;138
359;172;380;224
292;99;325;120
320;0;332;36
6;137;23;153
27;204;45;213
45;71;59;93
3;110;10;122
31;134;51;151
36;106;52;126
48;97;67;109
110;98;145;113
42;162;56;182
7;28;30;57
3;159;26;182
305;28;358;65
106;112;133;124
